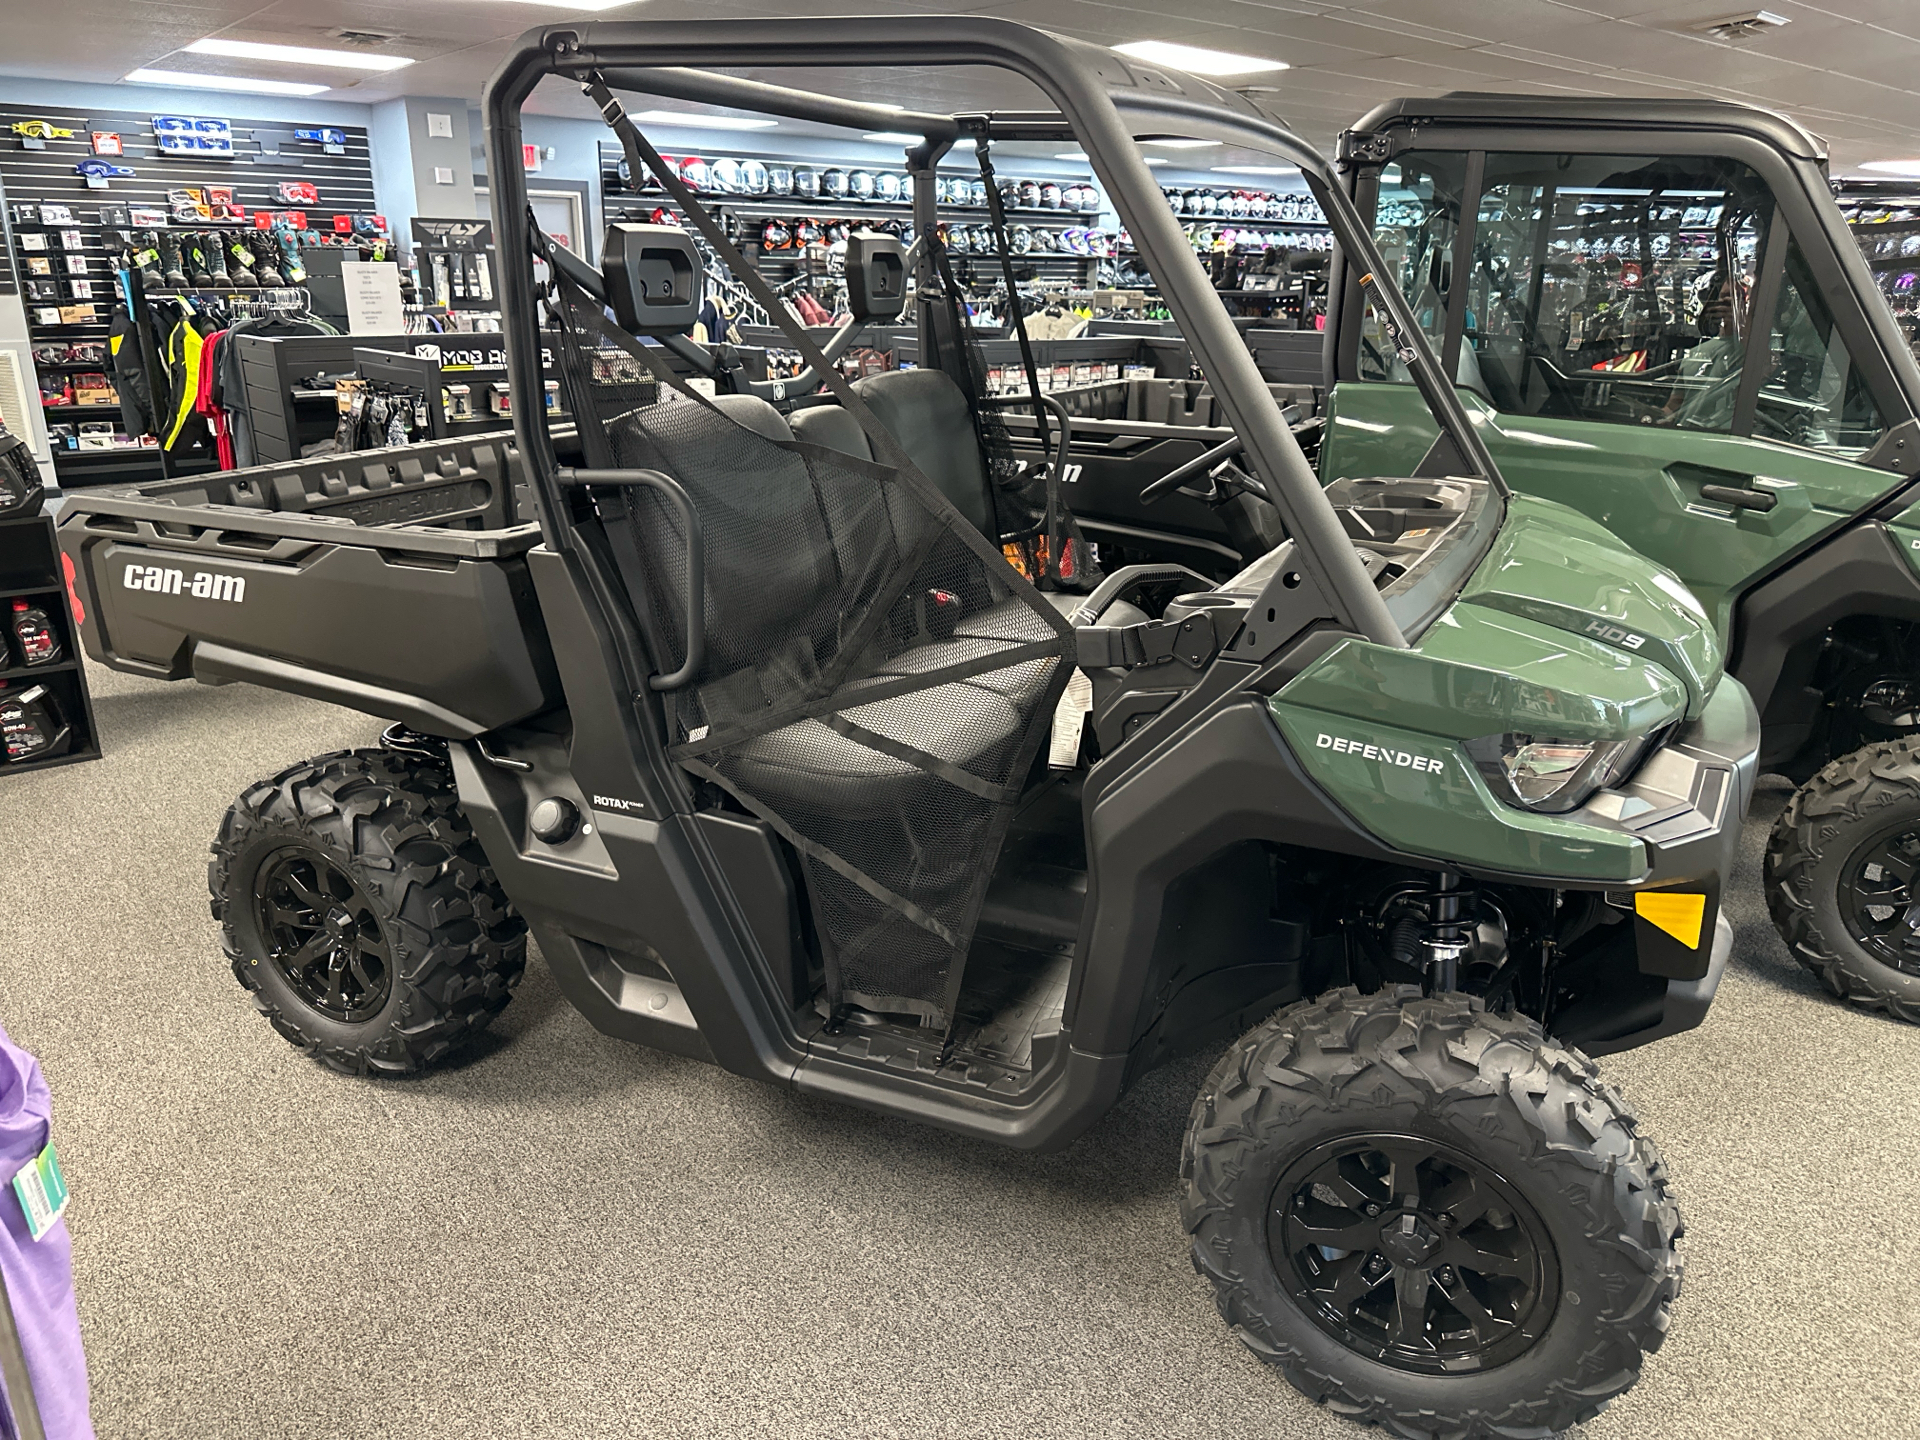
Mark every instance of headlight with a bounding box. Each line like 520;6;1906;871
1463;733;1653;814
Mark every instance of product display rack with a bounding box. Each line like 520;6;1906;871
1834;178;1920;366
0;102;379;488
598;141;1108;289
0;513;98;775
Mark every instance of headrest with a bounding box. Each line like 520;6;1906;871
602;223;702;335
844;231;907;323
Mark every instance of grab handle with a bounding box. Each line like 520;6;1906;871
557;467;706;690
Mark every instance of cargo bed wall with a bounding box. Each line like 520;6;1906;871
56;433;562;738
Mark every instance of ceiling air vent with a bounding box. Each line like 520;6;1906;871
1694;11;1791;41
327;28;404;48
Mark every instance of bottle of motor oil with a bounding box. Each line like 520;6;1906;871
10;597;61;667
0;681;70;763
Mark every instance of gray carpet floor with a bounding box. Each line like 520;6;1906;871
2;661;1917;1440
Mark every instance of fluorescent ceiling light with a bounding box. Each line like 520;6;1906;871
630;109;777;131
1860;159;1920;177
185;37;413;71
1058;149;1163;166
124;67;329;96
473;0;635;8
1112;40;1288;77
872;103;907;113
1143;138;1219;149
1212;165;1300;175
863;132;923;144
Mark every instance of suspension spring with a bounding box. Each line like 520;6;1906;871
1423;867;1475;996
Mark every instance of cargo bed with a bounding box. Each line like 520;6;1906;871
57;435;563;738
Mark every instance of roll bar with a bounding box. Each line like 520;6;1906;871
482;15;1411;648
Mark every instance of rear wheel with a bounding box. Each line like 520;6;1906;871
1766;737;1920;1023
210;748;527;1075
1180;987;1682;1438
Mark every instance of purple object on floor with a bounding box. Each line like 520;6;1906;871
0;1026;93;1440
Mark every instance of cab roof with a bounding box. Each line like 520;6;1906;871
1346;93;1825;164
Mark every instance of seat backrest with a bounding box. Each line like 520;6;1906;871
789;403;873;461
598;392;847;681
851;368;996;539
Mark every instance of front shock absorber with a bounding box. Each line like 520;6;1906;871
1423;867;1474;995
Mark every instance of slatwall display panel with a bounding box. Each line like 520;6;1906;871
596;141;1104;286
0;103;377;484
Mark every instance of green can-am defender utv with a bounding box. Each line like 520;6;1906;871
56;19;1758;1437
1319;97;1920;1023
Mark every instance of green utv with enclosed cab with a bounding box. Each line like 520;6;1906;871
56;21;1757;1437
1321;95;1920;1022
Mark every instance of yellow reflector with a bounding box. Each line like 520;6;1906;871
1635;891;1706;949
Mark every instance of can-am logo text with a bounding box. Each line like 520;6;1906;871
122;563;246;604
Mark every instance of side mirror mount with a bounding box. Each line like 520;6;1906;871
845;231;907;323
603;223;702;335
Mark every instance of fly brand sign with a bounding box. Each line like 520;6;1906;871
122;563;246;604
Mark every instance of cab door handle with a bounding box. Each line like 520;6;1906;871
1698;483;1777;512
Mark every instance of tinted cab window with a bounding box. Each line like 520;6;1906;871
1368;150;1885;458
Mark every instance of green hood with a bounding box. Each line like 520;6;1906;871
1455;494;1724;719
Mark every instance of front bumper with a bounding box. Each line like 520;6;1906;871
1556;679;1756;1055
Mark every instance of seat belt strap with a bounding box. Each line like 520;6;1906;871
583;73;920;480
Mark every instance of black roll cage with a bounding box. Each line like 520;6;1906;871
483;16;1520;652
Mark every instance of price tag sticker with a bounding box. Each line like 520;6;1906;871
11;1141;69;1241
1049;666;1094;768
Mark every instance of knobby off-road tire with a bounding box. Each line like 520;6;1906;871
1180;987;1683;1440
1766;738;1920;1023
209;748;528;1075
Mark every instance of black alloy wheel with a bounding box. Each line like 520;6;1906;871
1271;1133;1556;1374
1837;822;1920;977
253;847;394;1022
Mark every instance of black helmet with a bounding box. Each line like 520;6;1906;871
821;168;849;198
793;166;819;197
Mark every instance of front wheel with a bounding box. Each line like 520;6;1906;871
209;748;528;1075
1181;987;1682;1438
1766;738;1920;1023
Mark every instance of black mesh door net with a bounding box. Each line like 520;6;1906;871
551;77;1078;1023
595;387;1071;1022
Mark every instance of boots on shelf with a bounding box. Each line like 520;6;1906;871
182;232;212;289
248;231;287;288
157;229;187;289
202;230;230;286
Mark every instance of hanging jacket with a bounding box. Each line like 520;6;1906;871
107;307;157;440
160;304;216;454
196;330;234;470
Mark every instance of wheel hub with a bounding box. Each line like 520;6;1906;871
1268;1133;1558;1375
1838;824;1920;978
252;848;394;1023
1376;1211;1443;1267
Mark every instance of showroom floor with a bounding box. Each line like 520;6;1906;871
2;662;1916;1440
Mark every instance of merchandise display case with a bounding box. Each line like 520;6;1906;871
0;512;97;775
